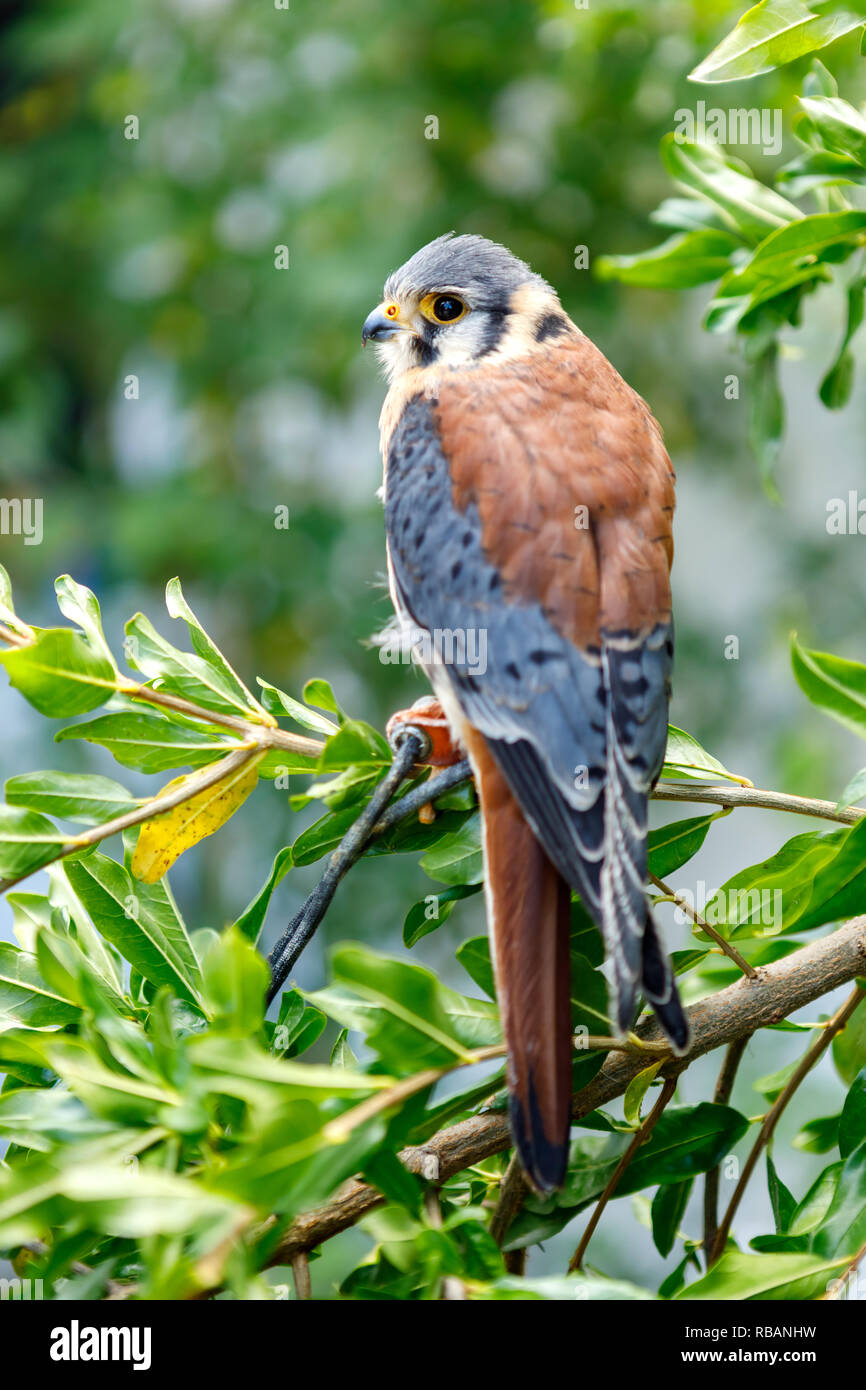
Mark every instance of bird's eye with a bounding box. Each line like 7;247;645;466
421;293;468;326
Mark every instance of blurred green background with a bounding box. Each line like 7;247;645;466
1;0;866;1294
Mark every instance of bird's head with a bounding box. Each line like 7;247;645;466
362;233;567;382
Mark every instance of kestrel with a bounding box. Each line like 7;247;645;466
363;234;689;1193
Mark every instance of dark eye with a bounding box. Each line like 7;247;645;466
422;293;467;325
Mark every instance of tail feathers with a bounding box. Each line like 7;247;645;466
467;731;573;1195
640;910;691;1053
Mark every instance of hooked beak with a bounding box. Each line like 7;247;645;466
361;303;409;346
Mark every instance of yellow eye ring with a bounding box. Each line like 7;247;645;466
420;292;468;326
384;302;400;319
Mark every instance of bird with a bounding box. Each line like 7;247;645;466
362;233;690;1194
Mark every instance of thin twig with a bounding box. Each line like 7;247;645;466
653;782;864;826
266;732;425;1003
323;1044;507;1139
290;1252;311;1300
0;621;30;648
568;1077;677;1272
703;1036;750;1261
117;679;328;753
489;1153;529;1251
649;872;757;979
710;983;866;1264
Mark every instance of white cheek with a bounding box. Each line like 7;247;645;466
429;317;488;367
374;334;418;383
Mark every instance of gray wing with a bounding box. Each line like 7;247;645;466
384;393;672;1030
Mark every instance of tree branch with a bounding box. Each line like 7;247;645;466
270;916;866;1263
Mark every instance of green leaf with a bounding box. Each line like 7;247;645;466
63;853;203;1007
649;197;735;234
837;767;866;812
233;846;293;943
793;1114;840;1153
123;612;255;720
622;1103;749;1194
755;1060;798;1102
675;1249;849;1299
272;988;326;1057
0;628;117;717
419;812;483;885
767;1152;797;1232
624;1063;663;1127
661;725;750;784
651;1178;692;1258
0;942;80;1029
456;935;496;999
291;804;360;865
790;1162;842;1236
256;678;338;734
165;577;268;720
0;1155;246;1246
0;804;67;881
749;343;784;501
200;926;269;1034
302;677;344;721
701;818;866;939
839;1068;866;1158
812;1141;866;1257
403;884;481;948
596;230;739;289
330;1028;357;1068
660;136;802;245
320;942;500;1069
5;771;136;824
776;148;866;197
0;1087;108;1152
56;707;240;773
717;212;866;300
507;1103;748;1249
5;890;52;952
0;564;32;642
690;1;864;84
792;636;866;739
833;994;866;1086
647;814;717;878
469;1274;655;1301
820;278;865;409
800;94;866;166
318;718;391;770
54;575;118;673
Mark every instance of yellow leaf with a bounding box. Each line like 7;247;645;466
131;752;263;883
